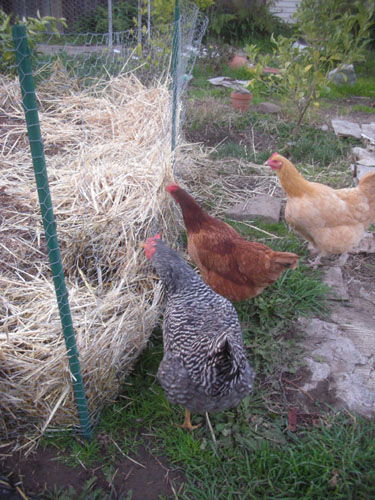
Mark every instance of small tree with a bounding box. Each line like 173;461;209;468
245;0;375;137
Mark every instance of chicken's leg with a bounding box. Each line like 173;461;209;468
334;252;349;267
308;253;322;268
308;249;331;268
177;408;201;432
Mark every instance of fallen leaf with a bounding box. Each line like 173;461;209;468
328;469;339;488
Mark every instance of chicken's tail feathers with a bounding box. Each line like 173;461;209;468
209;332;243;373
358;172;375;216
271;251;299;270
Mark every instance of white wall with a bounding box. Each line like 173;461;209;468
269;0;302;23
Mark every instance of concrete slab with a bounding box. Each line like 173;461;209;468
224;194;282;223
352;147;375;163
355;163;375;180
332;119;362;139
361;123;375;143
322;266;349;301
299;309;375;417
257;102;281;114
351;232;375;254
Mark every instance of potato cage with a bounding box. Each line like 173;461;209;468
0;0;207;451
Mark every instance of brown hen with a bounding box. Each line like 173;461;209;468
166;184;298;301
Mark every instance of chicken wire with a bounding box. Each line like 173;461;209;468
3;1;208;154
0;0;207;449
2;1;207;86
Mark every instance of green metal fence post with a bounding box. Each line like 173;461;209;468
11;24;92;440
171;0;180;153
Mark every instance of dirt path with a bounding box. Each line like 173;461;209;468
0;436;185;500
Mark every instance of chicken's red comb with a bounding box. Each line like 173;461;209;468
166;183;179;193
143;234;160;248
265;152;279;164
143;234;161;260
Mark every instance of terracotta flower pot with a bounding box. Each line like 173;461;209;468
231;91;252;112
228;53;248;69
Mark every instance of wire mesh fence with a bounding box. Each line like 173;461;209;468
0;0;207;450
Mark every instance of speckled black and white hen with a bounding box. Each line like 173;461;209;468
144;234;254;431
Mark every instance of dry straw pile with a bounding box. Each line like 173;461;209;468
0;65;186;451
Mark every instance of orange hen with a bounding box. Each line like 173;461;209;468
265;153;375;265
166;184;298;301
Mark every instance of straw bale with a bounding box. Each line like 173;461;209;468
0;69;181;451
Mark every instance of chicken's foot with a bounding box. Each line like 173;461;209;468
176;408;201;432
309;251;349;268
308;253;323;268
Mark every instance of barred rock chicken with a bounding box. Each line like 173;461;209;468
166;184;298;302
144;235;254;431
265;153;375;266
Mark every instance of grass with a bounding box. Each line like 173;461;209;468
44;477;130;500
351;104;375;114
355;49;375;77
177;413;375;499
324;78;375;99
189;45;375;155
208;109;359;172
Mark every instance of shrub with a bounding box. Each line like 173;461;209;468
0;8;66;74
206;0;291;44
